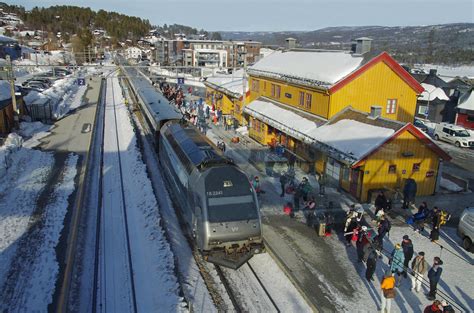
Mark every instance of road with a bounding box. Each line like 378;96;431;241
434;139;474;190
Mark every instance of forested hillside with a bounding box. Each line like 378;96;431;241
220;24;474;65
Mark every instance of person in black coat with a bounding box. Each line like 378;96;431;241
402;235;414;278
365;246;378;281
375;216;391;251
427;257;443;300
402;178;417;210
279;173;288;197
374;191;387;216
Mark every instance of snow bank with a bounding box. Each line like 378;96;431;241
19;121;53;149
23;73;88;120
0;148;55;296
0;133;23;177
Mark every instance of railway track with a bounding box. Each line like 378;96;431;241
215;262;280;313
96;74;138;313
121;65;313;313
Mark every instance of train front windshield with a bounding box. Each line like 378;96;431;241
204;166;259;223
207;195;258;223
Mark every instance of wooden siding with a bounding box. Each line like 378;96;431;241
0;103;14;135
206;86;249;125
248;76;330;119
359;129;440;202
329;61;418;123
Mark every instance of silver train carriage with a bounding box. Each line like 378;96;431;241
159;121;263;269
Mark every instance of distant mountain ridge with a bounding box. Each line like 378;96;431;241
220;24;474;65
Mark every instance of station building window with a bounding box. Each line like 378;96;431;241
306;93;312;110
386;99;397;114
252;79;260;92
388;164;397;173
271;84;281;99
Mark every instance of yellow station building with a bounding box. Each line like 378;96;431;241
204;69;250;125
241;44;450;201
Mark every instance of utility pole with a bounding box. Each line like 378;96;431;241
6;56;19;128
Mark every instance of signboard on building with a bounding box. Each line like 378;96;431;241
77;78;86;86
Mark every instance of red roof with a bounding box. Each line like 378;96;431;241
329;52;424;95
352;123;451;168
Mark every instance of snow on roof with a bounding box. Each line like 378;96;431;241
0;80;11;101
244;98;319;143
310;119;395;159
206;69;245;96
419;83;449;101
249;50;364;87
457;89;474;111
259;48;277;58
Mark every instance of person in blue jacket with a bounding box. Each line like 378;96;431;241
427;257;443;300
390;243;405;286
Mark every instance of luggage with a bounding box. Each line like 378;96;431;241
430;228;440;241
406;216;414;225
317;222;326;237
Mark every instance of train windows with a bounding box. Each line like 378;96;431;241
207;195;258;223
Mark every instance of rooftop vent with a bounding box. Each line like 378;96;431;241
351;37;372;55
369;105;382;119
285;37;296;50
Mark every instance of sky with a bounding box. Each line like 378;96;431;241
8;0;474;31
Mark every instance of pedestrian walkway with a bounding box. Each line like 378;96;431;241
205;121;473;312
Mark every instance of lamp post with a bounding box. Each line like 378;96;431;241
6;56;19;129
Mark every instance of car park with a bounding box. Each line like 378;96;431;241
434;123;474;148
458;207;474;251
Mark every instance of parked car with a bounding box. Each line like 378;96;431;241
458;207;474;251
22;78;52;87
434;123;474;148
413;119;429;133
24;81;49;92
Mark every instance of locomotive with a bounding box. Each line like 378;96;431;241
123;65;263;269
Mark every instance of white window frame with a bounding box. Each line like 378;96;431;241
386;99;397;114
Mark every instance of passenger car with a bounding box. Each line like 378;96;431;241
458;207;474;251
434;123;474;148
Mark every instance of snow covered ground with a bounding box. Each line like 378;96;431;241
419;64;474;80
97;74;185;312
0;121;79;311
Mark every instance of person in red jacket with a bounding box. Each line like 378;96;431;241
283;202;294;218
424;300;443;313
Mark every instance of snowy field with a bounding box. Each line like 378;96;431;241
419;64;474;80
0;122;78;311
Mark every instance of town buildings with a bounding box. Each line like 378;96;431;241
455;88;474;129
154;38;261;68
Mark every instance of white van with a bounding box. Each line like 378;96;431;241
434;123;474;148
458;207;474;251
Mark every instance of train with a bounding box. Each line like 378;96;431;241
123;65;264;269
